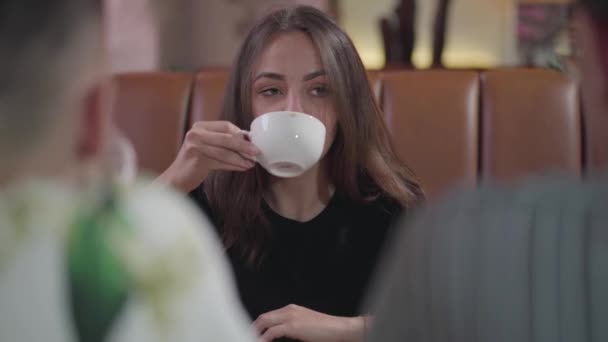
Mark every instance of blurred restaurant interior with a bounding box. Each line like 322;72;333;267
106;0;574;72
107;0;594;201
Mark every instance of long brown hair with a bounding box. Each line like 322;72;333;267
205;5;423;264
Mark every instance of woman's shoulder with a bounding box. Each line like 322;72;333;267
335;193;404;238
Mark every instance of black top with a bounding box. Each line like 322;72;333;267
190;187;403;321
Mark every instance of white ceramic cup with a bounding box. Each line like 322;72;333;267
245;111;326;178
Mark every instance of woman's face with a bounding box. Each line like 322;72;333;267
251;31;337;156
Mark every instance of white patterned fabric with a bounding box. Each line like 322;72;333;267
0;179;255;342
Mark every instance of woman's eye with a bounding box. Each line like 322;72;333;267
261;88;280;97
311;86;330;97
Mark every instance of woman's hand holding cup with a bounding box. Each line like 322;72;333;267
159;121;260;193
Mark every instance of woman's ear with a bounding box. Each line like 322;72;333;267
76;79;114;162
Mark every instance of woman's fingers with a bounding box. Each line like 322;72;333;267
201;145;256;170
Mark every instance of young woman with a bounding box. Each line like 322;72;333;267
160;5;423;341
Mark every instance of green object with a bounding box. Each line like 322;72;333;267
67;191;131;342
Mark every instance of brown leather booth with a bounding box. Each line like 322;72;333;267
111;72;193;175
112;69;602;200
381;71;479;198
190;70;230;125
481;70;581;181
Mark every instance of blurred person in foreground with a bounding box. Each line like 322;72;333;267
0;1;254;341
366;0;608;341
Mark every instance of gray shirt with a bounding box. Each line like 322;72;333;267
367;176;608;342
